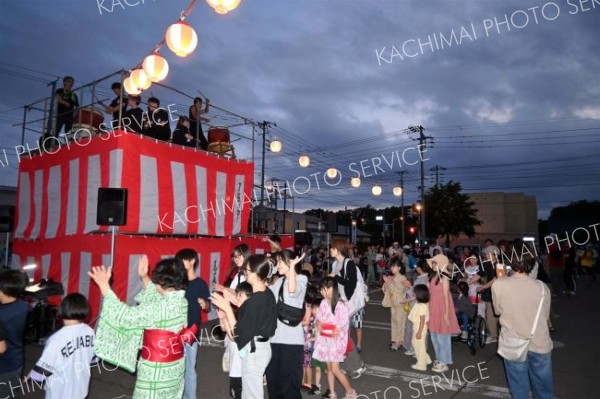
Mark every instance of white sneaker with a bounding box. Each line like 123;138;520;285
432;362;449;373
460;331;468;340
404;349;415;356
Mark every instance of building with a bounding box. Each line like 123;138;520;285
252;205;306;234
448;192;538;246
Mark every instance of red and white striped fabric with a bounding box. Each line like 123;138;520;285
12;234;233;325
14;130;254;239
12;234;295;325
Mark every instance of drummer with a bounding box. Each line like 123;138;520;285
188;97;209;150
121;95;144;134
53;76;79;136
143;97;171;142
171;116;196;148
102;82;127;128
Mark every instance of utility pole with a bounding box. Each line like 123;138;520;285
430;165;446;187
408;125;433;245
259;121;275;205
382;208;386;249
396;171;408;245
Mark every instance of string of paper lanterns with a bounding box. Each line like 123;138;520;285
124;0;242;95
296;153;403;194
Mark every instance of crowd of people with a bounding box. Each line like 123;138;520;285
0;236;367;399
1;235;598;399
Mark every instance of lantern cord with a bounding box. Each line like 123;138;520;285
181;0;198;21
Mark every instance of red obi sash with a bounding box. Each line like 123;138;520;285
141;324;198;363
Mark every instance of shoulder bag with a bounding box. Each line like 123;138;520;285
276;277;305;327
339;258;368;316
497;281;545;362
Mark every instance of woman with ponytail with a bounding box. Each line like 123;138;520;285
211;255;278;399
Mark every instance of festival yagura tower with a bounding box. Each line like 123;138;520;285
10;131;288;321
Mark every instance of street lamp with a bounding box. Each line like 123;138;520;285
393;185;405;245
375;213;385;248
414;201;423;244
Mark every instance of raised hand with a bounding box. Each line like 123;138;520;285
88;266;112;296
223;289;238;306
290;252;306;268
210;292;231;311
138;255;149;279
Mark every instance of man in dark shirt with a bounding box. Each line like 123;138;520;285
54;76;79;135
176;248;210;399
102;82;127;129
0;270;29;399
121;95;144;134
171;116;196;147
143;97;171;142
188;97;210;150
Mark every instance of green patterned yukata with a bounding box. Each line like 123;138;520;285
94;283;188;399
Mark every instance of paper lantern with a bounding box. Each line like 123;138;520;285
165;21;198;57
372;184;382;196
298;154;310;168
270;139;282;153
326;168;337;179
143;52;169;82
351;177;361;188
123;76;141;95
129;69;151;91
393;186;403;196
206;0;242;14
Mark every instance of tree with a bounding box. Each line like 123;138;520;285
549;200;600;220
424;181;482;247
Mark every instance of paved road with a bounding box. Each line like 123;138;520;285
14;280;600;399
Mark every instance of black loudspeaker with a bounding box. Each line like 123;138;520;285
326;213;337;233
96;188;127;226
0;206;15;233
294;231;313;247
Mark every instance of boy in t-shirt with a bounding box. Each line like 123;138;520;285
176;248;211;399
29;293;95;399
0;269;29;399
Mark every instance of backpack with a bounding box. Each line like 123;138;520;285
339;258;368;316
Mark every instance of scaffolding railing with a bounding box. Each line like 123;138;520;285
15;70;126;148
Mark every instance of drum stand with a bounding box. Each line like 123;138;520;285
207;143;236;159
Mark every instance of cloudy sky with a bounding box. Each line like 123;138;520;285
1;0;599;218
